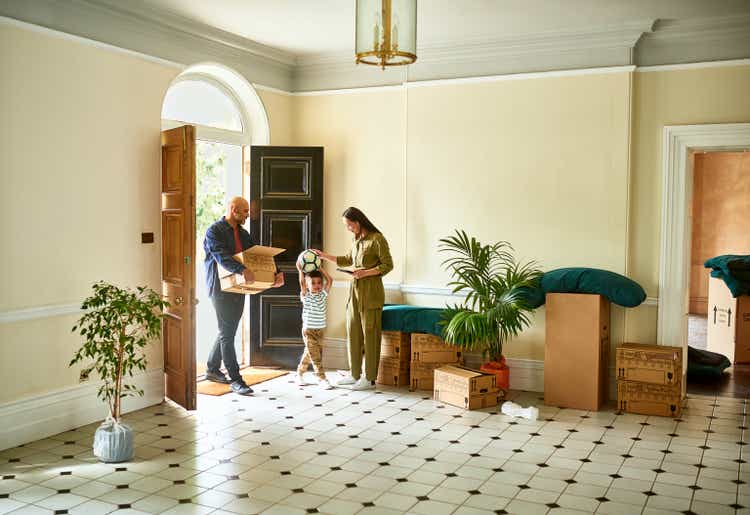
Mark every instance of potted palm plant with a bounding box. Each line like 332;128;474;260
439;230;542;391
70;281;168;463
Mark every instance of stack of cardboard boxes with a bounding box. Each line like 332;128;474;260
410;333;463;390
377;331;411;386
433;365;502;410
616;342;683;418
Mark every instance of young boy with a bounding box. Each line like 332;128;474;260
295;265;332;389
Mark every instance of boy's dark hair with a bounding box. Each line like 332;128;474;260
305;270;323;279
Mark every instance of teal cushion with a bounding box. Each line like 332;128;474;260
540;268;646;307
382;305;445;337
705;255;750;297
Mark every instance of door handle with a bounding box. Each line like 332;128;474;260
175;296;184;305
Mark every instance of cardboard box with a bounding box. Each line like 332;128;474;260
219;245;285;294
433;365;503;410
435;389;503;410
707;276;750;363
381;331;411;362
616;343;682;386
377;357;410;386
410;362;443;391
617;380;682;418
544;293;610;411
411;333;462;363
434;365;497;396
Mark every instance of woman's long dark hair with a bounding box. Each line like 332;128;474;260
342;207;380;235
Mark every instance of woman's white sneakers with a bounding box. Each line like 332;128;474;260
319;378;333;389
351;377;375;391
335;374;357;386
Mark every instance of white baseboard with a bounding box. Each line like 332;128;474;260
0;368;164;451
323;338;545;392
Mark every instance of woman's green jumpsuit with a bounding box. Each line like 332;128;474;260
336;232;393;381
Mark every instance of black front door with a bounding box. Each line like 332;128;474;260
248;146;324;368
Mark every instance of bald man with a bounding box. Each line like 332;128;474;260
203;197;284;395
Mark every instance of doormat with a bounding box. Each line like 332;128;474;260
197;368;289;396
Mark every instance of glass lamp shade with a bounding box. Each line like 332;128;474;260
355;0;417;68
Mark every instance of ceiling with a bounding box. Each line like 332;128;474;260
139;0;750;57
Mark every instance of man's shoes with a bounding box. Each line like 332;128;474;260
335;374;357;386
205;370;231;384
230;381;254;396
351;377;375;391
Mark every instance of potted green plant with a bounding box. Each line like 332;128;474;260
70;281;168;463
439;230;542;391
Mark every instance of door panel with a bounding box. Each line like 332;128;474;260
161;125;196;410
249;146;323;368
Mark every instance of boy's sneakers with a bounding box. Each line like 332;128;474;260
335;374;357;386
351;377;375;391
318;378;333;390
294;373;309;386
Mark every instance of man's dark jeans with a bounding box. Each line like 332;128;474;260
207;292;245;383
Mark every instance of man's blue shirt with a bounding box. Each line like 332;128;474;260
203;218;254;297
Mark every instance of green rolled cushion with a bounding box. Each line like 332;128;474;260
705;255;750;297
540;267;646;307
687;346;730;379
382;305;445;337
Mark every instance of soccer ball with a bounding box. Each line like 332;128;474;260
297;249;321;273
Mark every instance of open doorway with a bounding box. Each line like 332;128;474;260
195;142;243;377
687;150;750;397
161;63;271;405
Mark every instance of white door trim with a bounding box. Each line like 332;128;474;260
657;123;750;349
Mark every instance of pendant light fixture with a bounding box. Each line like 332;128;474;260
355;0;417;69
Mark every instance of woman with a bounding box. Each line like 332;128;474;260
313;207;393;390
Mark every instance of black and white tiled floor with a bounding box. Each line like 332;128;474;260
0;375;747;515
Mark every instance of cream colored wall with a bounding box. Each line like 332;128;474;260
257;89;293;145
628;64;750;343
405;74;632;360
293;74;633;359
0;24;180;404
293;90;406;338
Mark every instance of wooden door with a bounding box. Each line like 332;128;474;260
161;126;197;410
249;146;324;368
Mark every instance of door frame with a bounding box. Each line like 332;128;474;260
657;123;750;380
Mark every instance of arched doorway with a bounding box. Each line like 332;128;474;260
161;63;270;387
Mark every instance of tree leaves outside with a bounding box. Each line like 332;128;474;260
196;143;228;260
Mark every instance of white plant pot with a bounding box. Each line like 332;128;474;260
93;419;134;463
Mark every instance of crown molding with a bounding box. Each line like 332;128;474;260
636;14;750;66
293;19;655;91
88;0;297;66
2;0;748;93
0;0;294;91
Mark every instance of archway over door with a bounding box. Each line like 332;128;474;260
161;63;270;392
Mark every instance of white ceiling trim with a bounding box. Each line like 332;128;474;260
2;1;749;93
406;65;637;89
0;15;185;70
636;58;750;73
0;0;295;91
88;0;297;66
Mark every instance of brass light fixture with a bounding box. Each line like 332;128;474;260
355;0;417;69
